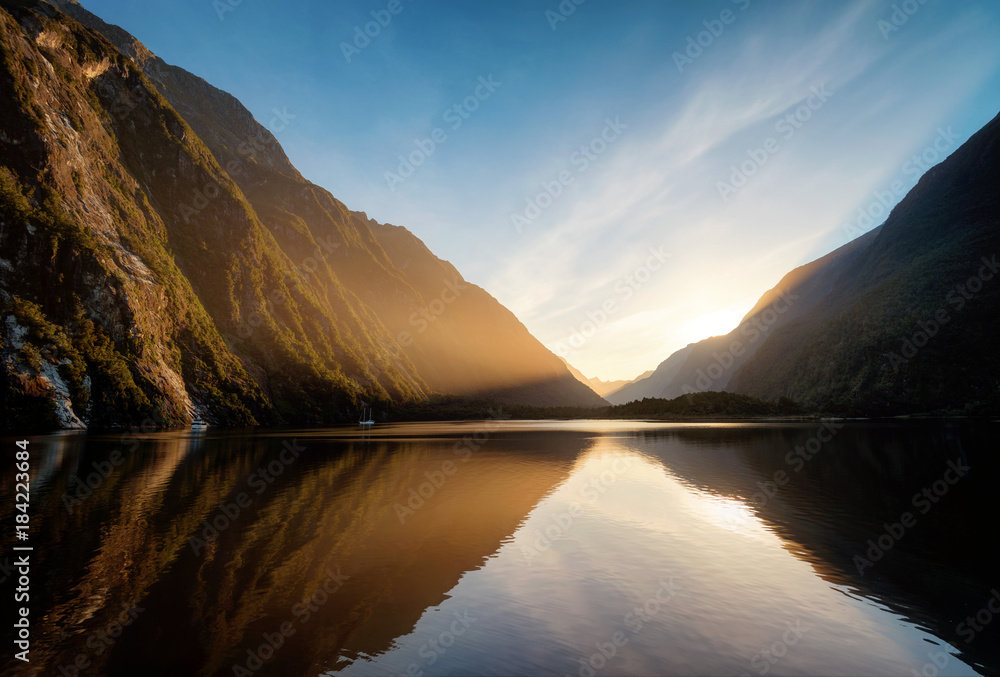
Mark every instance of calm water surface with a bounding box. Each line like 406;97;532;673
2;420;998;676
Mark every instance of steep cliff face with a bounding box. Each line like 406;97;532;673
0;0;602;430
0;1;274;429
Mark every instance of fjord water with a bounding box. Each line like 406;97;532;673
2;421;998;677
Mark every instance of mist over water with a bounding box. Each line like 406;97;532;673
2;420;998;677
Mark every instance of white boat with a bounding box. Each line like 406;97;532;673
191;417;209;430
359;404;374;428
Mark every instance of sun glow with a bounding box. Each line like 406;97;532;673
679;304;751;344
697;495;766;537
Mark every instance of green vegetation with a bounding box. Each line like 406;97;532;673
1;296;153;428
0;166;31;219
387;391;808;422
1;3;419;430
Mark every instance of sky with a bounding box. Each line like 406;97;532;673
82;0;1000;382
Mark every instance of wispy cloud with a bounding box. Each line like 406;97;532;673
496;2;996;379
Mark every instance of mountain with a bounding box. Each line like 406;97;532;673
731;111;1000;414
607;228;882;405
614;109;999;414
592;370;652;398
0;0;604;430
605;344;695;405
559;357;600;396
558;358;653;398
360;218;605;407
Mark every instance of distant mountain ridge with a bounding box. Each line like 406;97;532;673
0;0;603;430
559;358;652;397
596;370;652;398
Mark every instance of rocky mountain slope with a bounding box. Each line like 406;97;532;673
0;0;603;430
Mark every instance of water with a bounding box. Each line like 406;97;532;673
2;420;998;676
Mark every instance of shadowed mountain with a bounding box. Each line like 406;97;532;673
559;357;604;397
629;423;1000;676
731;112;1000;413
616;111;1000;414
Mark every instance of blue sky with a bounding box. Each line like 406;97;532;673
82;0;1000;381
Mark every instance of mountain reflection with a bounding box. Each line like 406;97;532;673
1;428;590;676
627;423;1000;676
2;421;997;677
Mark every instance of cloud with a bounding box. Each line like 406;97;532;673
485;3;894;378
